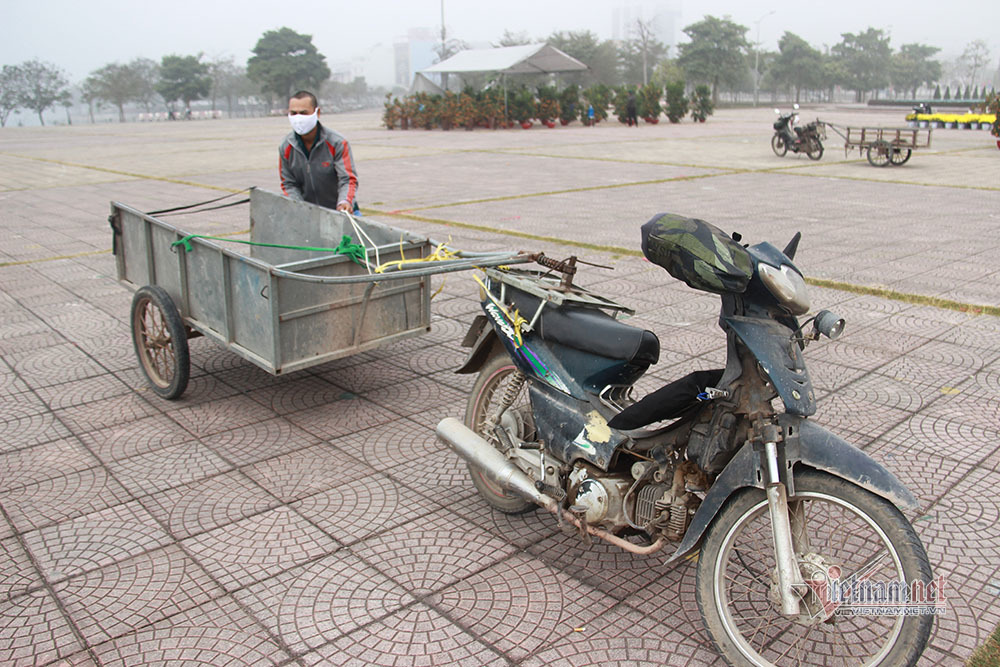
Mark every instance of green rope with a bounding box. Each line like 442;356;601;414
171;234;368;265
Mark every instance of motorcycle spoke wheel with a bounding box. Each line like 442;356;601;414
464;353;535;514
696;470;933;666
807;139;824;161
772;134;788;157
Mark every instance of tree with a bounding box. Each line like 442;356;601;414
619;19;668;86
0;64;23;127
890;43;941;99
677;16;750;105
769;32;825;103
15;59;70;126
495;30;532;47
960;40;990;89
248;27;331;102
206;56;249;114
547;30;619;86
156;54;211;111
85;61;147;121
831;28;892;101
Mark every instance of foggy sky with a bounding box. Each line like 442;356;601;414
2;0;997;83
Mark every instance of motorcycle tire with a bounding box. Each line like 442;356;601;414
464;352;536;514
695;469;933;667
771;133;788;157
806;139;824;161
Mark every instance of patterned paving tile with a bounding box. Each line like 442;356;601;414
0;408;71;453
449;496;560;549
364;377;465;423
384;446;479;506
78;414;197;463
920;468;1000;569
244;374;351;415
864;437;975;508
879;413;1000;464
0;537;43;600
89;596;291;666
140;471;280;539
181;505;340;591
22;501;172;583
242;443;375;503
353;508;518;597
6;342;106;388
200;416;321;468
0;466;133;534
108;441;233;497
300;602;505;667
519;604;725;667
0;437;101;493
0;588;83;666
428;552;619;661
235;552;414;653
53;392;159;436
54;544;223;644
290;394;403;440
166;394;278;438
32;374;132;411
526;529;679;602
293;472;437;546
327;417;445;471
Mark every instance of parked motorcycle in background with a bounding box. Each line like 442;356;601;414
437;214;936;666
772;104;825;160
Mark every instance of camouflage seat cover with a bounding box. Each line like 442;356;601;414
640;213;753;294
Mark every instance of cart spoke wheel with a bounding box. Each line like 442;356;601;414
866;141;892;167
131;285;190;400
889;145;912;165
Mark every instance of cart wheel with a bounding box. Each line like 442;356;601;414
131;285;190;400
771;133;787;157
866;141;892;167
889;145;912;165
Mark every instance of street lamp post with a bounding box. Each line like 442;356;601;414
753;10;776;107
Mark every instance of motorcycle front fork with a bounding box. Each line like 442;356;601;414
763;439;807;615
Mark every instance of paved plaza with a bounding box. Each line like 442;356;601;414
1;105;998;665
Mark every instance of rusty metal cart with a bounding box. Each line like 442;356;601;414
110;188;528;399
826;124;932;167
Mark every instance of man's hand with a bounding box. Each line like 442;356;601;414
336;201;351;212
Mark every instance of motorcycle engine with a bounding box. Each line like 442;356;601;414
567;465;632;529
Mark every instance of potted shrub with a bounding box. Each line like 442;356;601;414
438;91;459;130
382;93;400;129
510;87;537;128
665;81;688;123
691;84;713;123
612;86;631;124
638;83;663;124
558;85;579;125
581;84;611;125
536;85;561;128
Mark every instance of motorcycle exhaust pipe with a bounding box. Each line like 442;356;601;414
436;418;558;513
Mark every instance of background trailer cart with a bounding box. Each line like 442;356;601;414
826;124;933;167
110;188;527;399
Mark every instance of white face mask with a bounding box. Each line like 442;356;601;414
289;109;319;135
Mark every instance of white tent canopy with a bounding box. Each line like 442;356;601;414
420;43;588;76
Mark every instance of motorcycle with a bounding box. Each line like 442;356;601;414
772;104;825;160
436;214;935;666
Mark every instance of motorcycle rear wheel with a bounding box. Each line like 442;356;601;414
464;352;536;514
696;469;933;666
771;134;788;157
806;139;824;161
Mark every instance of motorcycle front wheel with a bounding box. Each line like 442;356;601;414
806;138;824;161
464;352;536;514
771;134;788;157
696;469;933;666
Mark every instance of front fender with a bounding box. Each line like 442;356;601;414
455;315;500;375
665;415;919;563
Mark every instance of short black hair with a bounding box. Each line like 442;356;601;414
290;90;318;108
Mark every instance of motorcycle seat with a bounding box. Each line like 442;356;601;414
508;290;660;366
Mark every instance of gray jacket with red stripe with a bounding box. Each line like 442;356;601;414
279;123;358;209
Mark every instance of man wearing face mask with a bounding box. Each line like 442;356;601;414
279;90;359;212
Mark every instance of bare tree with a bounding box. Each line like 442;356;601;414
961;40;991;88
632;18;662;86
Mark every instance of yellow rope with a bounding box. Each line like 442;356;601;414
374;238;462;274
472;273;528;346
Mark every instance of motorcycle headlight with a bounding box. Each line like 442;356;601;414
758;263;810;315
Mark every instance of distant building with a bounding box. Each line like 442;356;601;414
395;28;437;89
612;0;682;54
